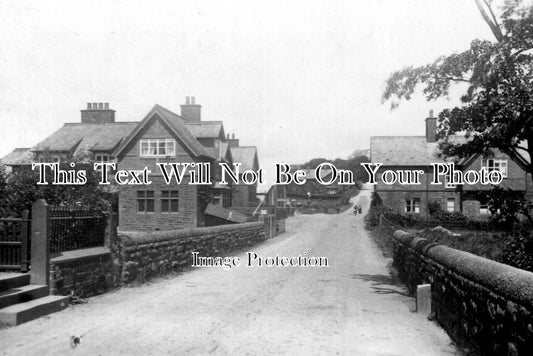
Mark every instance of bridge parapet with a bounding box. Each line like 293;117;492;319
392;230;533;356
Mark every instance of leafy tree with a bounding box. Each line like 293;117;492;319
477;186;533;228
382;0;533;176
0;158;116;217
382;0;533;225
300;155;370;182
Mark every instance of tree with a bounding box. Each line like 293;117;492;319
382;0;533;178
382;0;533;225
0;158;116;217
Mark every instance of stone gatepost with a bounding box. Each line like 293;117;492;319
30;199;50;289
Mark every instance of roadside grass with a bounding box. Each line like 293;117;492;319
366;216;533;273
368;224;396;258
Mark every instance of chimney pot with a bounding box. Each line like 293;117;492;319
429;109;434;118
232;133;235;139
180;96;201;122
82;102;115;123
226;134;230;139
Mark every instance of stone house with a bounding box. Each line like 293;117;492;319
1;98;260;230
370;111;532;220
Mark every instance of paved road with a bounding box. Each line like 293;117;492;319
0;189;457;355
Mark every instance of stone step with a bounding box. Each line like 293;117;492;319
0;273;30;292
0;295;69;326
0;284;49;309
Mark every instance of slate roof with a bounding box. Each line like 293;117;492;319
1;148;33;165
230;146;258;171
371;136;446;166
370;134;531;168
185;121;224;138
31;122;137;156
204;204;249;223
113;105;215;160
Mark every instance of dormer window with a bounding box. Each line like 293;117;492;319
481;159;508;178
140;139;175;157
95;154;110;162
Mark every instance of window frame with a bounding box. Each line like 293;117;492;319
481;158;508;178
446;198;455;212
95;154;110;163
404;198;421;214
137;190;155;213
139;138;176;157
161;190;179;213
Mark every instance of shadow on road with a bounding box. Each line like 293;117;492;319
350;273;410;297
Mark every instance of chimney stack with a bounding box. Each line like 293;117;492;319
81;102;115;124
180;96;201;122
227;133;239;148
425;109;437;143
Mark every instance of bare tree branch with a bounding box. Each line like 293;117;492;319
475;0;505;42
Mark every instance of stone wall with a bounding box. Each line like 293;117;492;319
115;222;266;284
50;247;119;298
392;230;533;355
49;218;284;297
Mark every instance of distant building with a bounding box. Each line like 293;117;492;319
1;148;33;174
286;167;345;199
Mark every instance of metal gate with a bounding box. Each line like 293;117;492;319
0;210;30;272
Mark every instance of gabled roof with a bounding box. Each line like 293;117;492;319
230;146;258;171
31;122;137;156
1;148;33;166
112;104;215;160
185;121;224;139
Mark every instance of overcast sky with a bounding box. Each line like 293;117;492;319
0;0;494;179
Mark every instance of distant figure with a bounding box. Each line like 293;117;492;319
353;205;358;216
336;205;340;214
358;206;362;214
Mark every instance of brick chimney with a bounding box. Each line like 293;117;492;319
180;96;201;122
227;133;239;148
81;103;115;123
425;109;437;143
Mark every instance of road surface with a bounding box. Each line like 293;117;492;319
0;189;457;355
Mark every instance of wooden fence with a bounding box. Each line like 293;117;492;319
0;204;108;271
